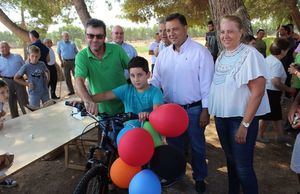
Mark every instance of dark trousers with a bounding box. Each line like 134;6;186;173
215;117;259;194
46;64;58;97
63;60;75;93
3;78;28;118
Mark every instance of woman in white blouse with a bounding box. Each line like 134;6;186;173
258;38;295;143
208;15;270;194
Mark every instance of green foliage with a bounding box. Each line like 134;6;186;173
264;36;275;57
121;0;210;27
1;0;73;34
0;31;23;47
46;25;85;46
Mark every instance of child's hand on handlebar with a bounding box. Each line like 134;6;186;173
138;112;149;122
84;100;98;115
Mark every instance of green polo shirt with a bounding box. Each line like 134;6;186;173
75;43;130;115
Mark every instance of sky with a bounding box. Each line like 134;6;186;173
0;1;155;32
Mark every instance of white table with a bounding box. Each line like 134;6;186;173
0;100;94;180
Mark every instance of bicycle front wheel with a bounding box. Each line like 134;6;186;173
73;165;109;194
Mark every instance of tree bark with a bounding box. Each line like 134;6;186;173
72;0;91;27
208;0;252;35
0;8;30;42
288;0;300;31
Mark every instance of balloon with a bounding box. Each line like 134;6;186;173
143;121;162;147
150;145;186;180
118;128;154;166
149;103;189;137
116;125;134;146
129;169;161;194
110;157;141;189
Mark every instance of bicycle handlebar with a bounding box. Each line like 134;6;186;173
65;100;139;122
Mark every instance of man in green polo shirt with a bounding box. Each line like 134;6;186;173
75;18;130;116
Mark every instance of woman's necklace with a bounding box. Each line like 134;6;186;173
224;44;244;57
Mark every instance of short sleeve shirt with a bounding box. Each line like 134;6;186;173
75;43;130;115
112;84;163;114
265;55;287;91
16;61;48;95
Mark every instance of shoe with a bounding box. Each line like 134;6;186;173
25;104;39;111
160;178;180;188
42;100;56;108
195;180;206;194
51;95;60;100
68;92;75;96
0;178;17;188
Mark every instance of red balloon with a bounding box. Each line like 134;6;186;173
149;103;189;137
118;128;154;166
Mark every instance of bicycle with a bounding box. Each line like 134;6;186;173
65;101;138;194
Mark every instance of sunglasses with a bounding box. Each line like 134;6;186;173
86;33;105;39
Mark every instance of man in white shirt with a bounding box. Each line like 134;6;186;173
111;25;137;59
154;18;171;57
149;32;160;72
44;38;59;99
151;13;214;193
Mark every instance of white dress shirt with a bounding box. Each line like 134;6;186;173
151;37;214;108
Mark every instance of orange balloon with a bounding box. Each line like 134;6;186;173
110;158;141;189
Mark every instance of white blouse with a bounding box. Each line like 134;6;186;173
208;43;270;117
265;55;287;91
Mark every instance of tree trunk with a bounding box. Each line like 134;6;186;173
0;8;30;42
208;0;252;35
72;0;91;27
288;0;300;31
20;6;28;58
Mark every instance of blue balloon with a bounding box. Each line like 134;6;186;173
129;169;161;194
116;125;134;146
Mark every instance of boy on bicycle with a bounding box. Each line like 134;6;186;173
92;56;163;127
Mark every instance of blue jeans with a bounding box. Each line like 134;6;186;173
29;92;50;108
215;117;259;194
167;105;207;181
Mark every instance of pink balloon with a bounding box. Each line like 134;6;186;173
118;128;154;166
149;103;189;137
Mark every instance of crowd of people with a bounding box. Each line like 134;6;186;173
1;12;300;194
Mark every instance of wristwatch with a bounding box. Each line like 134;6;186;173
241;121;250;128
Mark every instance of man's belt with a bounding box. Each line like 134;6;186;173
1;76;14;79
180;100;202;109
63;59;75;61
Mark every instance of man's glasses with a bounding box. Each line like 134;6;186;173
86;33;105;40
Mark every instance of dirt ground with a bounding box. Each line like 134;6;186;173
0;81;299;194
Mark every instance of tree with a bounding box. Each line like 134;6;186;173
244;0;300;31
0;0;72;43
209;0;252;35
72;0;91;27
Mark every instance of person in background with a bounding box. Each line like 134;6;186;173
258;38;296;143
43;38;59;99
57;31;78;96
149;32;160;73
28;30;50;65
255;29;267;57
244;34;256;47
205;20;219;61
208;15;270;194
0;80;18;188
14;45;50;109
154;18;171;57
288;91;300;193
0;41;28;118
111;25;137;59
151;13;214;193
